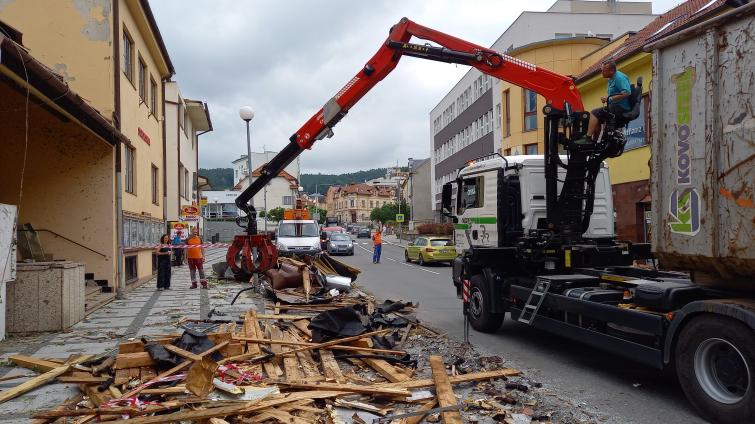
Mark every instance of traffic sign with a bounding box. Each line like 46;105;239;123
395;213;405;223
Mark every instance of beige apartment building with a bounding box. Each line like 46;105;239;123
326;184;394;225
0;0;187;289
164;82;212;225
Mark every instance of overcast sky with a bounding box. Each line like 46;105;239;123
151;0;681;174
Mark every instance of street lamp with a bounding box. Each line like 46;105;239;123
239;105;255;202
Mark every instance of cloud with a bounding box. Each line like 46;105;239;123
150;0;678;173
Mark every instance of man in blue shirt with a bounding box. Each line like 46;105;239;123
587;60;632;140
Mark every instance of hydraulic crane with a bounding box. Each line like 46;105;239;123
226;17;628;279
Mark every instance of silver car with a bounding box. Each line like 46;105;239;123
326;233;354;255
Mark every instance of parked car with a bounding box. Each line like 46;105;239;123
405;237;457;265
357;228;371;238
276;220;321;255
326;233;354;255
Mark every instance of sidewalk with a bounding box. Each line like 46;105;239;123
0;249;259;422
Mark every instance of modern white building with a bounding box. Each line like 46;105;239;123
429;0;655;216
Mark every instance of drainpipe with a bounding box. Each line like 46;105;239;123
113;0;126;299
196;128;210;237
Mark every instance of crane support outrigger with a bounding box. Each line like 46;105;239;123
227;17;628;278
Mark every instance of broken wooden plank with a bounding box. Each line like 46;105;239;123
0;356;90;404
163;344;202;362
114;352;155;369
231;336;406;356
429;355;463;424
291;319;312;338
359;353;410;383
403;398;438;424
380;368;520;389
277;381;410;397
281;329;391;356
8;355;62;373
114;368;130;386
29;394;84;424
239;313;313;320
319;349;344;382
273;326;303;382
57;376;109;384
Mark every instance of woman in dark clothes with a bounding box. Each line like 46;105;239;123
155;234;172;291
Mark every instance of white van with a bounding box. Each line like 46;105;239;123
276;219;321;254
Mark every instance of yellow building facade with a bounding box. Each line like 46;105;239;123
500;38;608;155
1;0;175;288
576;52;652;242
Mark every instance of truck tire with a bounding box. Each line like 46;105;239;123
468;275;504;333
675;315;754;424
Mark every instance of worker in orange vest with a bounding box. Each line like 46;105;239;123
372;227;382;264
185;228;208;289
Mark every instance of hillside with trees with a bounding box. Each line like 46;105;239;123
200;168;234;190
200;167;395;193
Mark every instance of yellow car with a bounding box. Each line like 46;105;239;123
405;237;457;265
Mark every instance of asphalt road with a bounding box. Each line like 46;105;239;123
338;236;707;424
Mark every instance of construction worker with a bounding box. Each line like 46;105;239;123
372;227;382;264
586;60;632;141
185;228;208;289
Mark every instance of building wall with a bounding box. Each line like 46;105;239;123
501;38;608;155
0;82;117;286
118;0;168;282
410;159;433;222
0;0;115;116
164;84;180;221
233;152;300;187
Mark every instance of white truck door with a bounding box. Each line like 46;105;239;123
455;170;498;250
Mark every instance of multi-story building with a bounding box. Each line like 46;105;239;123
231;152;300;187
429;0;655;215
575;0;728;242
406;158;433;223
233;166;301;214
499;37;609;155
164;82;212;226
0;0;178;289
328;184;395;224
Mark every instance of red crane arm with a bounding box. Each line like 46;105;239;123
291;17;584;151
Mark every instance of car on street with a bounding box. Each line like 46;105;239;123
326;233;354;255
405;237;457;265
357;228;371;238
276;220;322;255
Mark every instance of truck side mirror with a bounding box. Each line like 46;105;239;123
441;183;458;223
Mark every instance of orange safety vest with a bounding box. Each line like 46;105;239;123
186;236;203;259
372;232;382;245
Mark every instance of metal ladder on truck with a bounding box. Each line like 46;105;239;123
517;278;551;325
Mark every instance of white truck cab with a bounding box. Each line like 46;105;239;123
276;219;322;255
446;154;614;252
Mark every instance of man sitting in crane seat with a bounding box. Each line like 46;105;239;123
586;60;632;141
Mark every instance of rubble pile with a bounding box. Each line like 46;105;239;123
0;256;586;423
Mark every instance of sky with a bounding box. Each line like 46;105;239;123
151;0;682;174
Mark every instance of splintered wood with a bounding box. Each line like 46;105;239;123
6;294;520;422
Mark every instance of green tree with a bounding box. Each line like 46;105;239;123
370;201;410;225
267;207;285;222
307;206;328;224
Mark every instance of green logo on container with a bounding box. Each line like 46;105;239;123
668;67;701;236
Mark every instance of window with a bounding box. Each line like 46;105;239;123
350;199;355;208
523;89;538;131
151;165;159;205
125;256;137;283
361;200;365;208
178;101;185;131
178;163;185;198
458;177;483;213
138;57;147;101
495;103;501;129
525;143;538;155
124;145;135;194
370;200;374;208
184;168;190;199
122;30;134;81
503;90;511;137
150;77;157;113
282;196;293;205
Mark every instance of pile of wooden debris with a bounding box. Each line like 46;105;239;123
1;295;522;423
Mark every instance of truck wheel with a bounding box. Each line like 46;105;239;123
675;315;754;424
468;275;504;333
